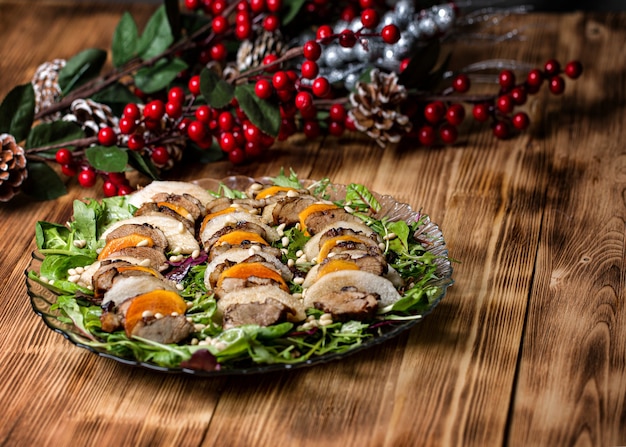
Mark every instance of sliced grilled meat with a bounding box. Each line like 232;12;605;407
104;246;169;271
129;315;194;344
303;208;362;235
222;299;290;329
135;202;195;234
263;195;318;226
104;223;169;250
150;192;206;221
310;287;379;321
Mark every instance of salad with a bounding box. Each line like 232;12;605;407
27;170;452;374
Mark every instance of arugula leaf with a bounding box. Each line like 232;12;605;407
345;183;382;213
271;167;303;188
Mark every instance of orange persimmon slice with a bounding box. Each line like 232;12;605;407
297;203;339;236
98;234;154;260
255;186;296;199
124;290;187;337
317;259;360;278
199;207;238;235
214;230;269;247
217;262;289;292
157;202;193;221
316;235;368;262
116;265;161;278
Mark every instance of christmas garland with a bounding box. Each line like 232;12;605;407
0;0;582;202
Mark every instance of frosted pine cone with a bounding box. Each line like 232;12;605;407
348;69;412;148
62;99;119;137
0;134;28;202
236;30;286;72
31;59;66;120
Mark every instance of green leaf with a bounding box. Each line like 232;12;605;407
164;0;182;40
25;121;84;150
85;146;128;172
345;183;382;213
200;68;235;109
234;84;281;137
90;82;140;116
58;48;108;94
398;40;440;89
0;83;35;142
137;6;174;60
112;12;139;67
22;162;67;200
127;150;161;180
280;0;306;25
135;58;188;94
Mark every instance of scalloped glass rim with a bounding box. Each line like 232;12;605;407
26;176;454;376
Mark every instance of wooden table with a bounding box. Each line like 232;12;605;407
1;2;625;446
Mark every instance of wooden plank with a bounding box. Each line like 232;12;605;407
508;12;626;446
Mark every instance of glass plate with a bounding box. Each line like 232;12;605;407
26;176;454;376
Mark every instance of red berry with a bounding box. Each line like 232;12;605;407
263;15;280;32
211;0;226;15
299;104;317;120
303;120;321;139
312;77;330;97
295;91;313;111
249;0;265;13
185;0;200;10
439;123;458;144
165;101;183;119
266;0;281;12
55;148;72;164
399;58;410;73
493;121;509;139
565;60;583;79
232;126;246;146
187;121;208;143
301;60;319;79
245;140;264;157
255;79;273;99
210;42;227;61
359;0;374;8
228;147;246;164
78;169;97;188
118;117;135;134
328;120;344;136
360;8;379;29
144;100;165;121
243;122;261;143
452;73;470;93
316;25;334;42
418;125;436;146
381;25;400;44
340;4;356;21
236;10;249;24
188;75;201;96
339;30;357;48
61;164;77;177
195;105;212;123
544;59;561;76
345;115;357;132
303;40;322;61
102;180;118;197
212;16;229;34
108;172;127;185
262;54;279;73
512;112;530;130
123;103;141;121
496;95;514;114
127;134;145;151
168;86;185;104
445;103;465;126
526;69;543;88
151;146;170;165
549;76;565;95
510;87;527;105
272;71;291;91
118;185;134;195
218;112;234;131
219;132;237;152
424;101;445;124
472;103;490;122
236;21;252;40
98;127;117;146
329;103;347;122
498;70;516;90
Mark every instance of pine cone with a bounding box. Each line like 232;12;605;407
31;59;66;121
0;134;28;202
348;69;412;148
62;99;119;137
236;29;286;72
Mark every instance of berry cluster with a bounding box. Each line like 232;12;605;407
412;59;583;143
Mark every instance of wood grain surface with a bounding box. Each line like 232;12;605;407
0;2;624;446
